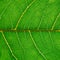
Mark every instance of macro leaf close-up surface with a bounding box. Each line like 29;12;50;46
0;0;60;60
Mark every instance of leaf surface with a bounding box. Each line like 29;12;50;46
0;0;60;60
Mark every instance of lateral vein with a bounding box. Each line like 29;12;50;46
29;30;47;60
14;0;35;30
51;13;60;30
1;31;18;60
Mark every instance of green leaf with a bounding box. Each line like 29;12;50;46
0;0;60;60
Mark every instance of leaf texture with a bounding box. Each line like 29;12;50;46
0;0;60;60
